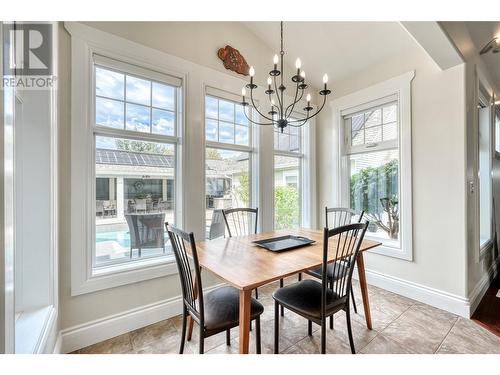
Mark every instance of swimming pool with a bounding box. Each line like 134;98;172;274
95;230;169;248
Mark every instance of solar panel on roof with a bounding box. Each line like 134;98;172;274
95;149;174;168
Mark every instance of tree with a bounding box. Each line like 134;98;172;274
115;139;173;155
350;159;399;239
235;172;250;205
274;185;299;229
206;148;222;160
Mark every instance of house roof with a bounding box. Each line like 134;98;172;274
96;149;175;168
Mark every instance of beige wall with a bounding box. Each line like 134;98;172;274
58;22;291;330
316;45;468;297
440;22;500;296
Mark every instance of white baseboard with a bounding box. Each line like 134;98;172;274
352;268;471;318
60;283;224;353
468;256;500;317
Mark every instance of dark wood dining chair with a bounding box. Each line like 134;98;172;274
273;222;369;354
222;207;262;299
305;207;364;324
166;223;264;354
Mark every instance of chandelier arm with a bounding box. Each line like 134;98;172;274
273;74;283;118
243;106;274;126
285;82;304;119
249;88;275;122
287;119;308;127
286;94;327;124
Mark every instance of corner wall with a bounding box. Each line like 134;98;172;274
440;22;500;311
316;43;468;312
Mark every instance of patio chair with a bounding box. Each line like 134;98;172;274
125;213;166;258
134;198;147;213
96;200;104;217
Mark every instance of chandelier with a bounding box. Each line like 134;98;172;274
241;21;331;133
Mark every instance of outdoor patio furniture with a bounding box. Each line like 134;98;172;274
135;198;147;212
208;209;225;240
125;212;166;258
103;200;116;217
96;200;104;217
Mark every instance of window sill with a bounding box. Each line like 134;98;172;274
15;305;55;353
71;256;178;296
364;235;413;261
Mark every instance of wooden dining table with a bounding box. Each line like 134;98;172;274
194;227;381;354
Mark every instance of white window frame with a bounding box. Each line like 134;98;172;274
203;87;256;233
69;25;187;296
272;111;315;229
331;71;414;260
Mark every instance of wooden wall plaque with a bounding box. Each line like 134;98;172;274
217;45;250;76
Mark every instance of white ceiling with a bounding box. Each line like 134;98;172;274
242;22;416;88
466;22;500;92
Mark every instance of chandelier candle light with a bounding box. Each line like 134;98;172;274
241;21;331;133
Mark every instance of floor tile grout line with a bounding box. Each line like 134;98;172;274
434;316;459;354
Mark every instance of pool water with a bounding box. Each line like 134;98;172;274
96;230;169;248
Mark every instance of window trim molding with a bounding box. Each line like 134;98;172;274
202;86;257;235
67;22;188;296
330;71;415;261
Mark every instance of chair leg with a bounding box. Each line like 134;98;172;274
351;289;358;314
255;287;259;299
226;329;230;346
308;320;312;336
187;316;194;341
179;307;187;354
320;317;326;354
255;317;261;354
346;306;356;354
329;315;334;329
298;273;302;281
199;325;204;354
274;301;279;354
279;279;284;316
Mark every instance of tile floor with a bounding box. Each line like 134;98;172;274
73;277;500;354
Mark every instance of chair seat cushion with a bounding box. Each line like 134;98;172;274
204;286;264;333
305;261;349;281
272;279;345;320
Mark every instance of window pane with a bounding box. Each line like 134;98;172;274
349;149;399;243
290;135;300;152
152;109;175;136
383;121;397;141
235;104;248;126
235;125;249;146
279;132;290;151
365;126;382;143
96;97;124;129
219;99;235;122
205;148;250;238
95;136;175;267
289;126;300;136
274;155;300;229
383;104;397;123
219;121;235;143
365;109;381;127
351;114;365;133
126;103;151;133
205;96;218;119
126;75;151;106
152;82;175;111
206;119;218;141
351;129;364;145
96;67;124;100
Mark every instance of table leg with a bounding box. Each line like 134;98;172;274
187;269;199;341
357;252;372;330
238;289;252;354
